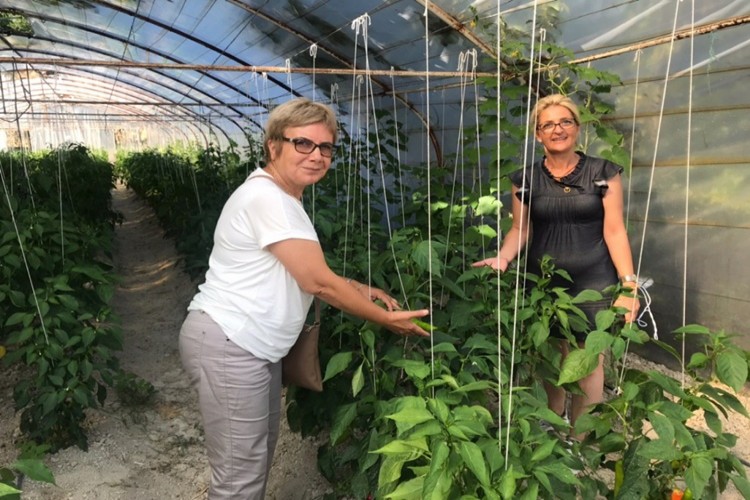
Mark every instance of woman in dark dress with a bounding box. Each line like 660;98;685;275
473;94;639;438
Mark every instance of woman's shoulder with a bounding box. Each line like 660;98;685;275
581;153;623;179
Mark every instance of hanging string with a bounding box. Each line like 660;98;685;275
338;22;363;329
631;0;682;378
309;44;318;102
614;48;645;396
625;49;642;230
389;67;406;229
501;11;542;463
495;0;504;453
285;58;293;95
680;0;696;388
442;49;476;280
423;0;436;390
309;44;319;222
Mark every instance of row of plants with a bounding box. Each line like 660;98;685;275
0;143;123;459
116;21;750;500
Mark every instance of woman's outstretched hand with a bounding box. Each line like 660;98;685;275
384;309;431;337
471;255;509;272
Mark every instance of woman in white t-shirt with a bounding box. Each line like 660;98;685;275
179;97;429;499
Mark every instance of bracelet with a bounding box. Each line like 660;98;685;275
347;278;365;290
620;274;638;284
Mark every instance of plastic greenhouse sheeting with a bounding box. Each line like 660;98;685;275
1;0;750;346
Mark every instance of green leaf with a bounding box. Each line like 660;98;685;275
558;349;599;384
500;464;518;499
57;294;79;310
373;438;429;455
685;455;713;498
322;351;353;382
571;289;603;304
385;477;424;499
351;362;365;397
0;482;21;495
329;403;357;446
378;454;407;488
716;350;748;392
530;438;556;463
4;312;32;327
458;441;490;487
584;330;613;354
423;441;452;499
387;408;435;434
673;324;711;335
412;241;442;276
474;195;501;216
12;459;55;484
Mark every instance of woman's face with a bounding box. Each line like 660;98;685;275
535;104;579;154
268;122;334;190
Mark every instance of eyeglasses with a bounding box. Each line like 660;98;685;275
281;137;337;158
537;118;578;134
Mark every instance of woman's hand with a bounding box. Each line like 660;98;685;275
614;286;640;323
355;284;401;311
384;310;431;337
471;255;509;272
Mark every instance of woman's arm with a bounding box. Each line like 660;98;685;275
472;185;531;271
268;239;430;337
602;174;640;322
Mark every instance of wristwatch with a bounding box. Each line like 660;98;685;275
620;274;638;284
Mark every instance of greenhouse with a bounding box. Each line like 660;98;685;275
1;0;749;499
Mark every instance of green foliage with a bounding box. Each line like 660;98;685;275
0;443;55;499
116;142;260;279
114;370;156;407
1;145;122;452
0;10;33;37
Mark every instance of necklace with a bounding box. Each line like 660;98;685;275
545;154;579;181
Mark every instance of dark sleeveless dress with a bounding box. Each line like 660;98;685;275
509;153;623;339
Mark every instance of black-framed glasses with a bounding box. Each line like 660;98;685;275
281;137;337;158
537;118;578;134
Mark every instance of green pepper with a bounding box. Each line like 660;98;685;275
412;319;436;332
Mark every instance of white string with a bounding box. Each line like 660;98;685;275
495;0;504;454
309;44;319;222
503;5;541;466
423;0;436;391
309;44;318;102
284;58;293;95
390;67;406;229
625;49;642;231
615;48;644;395
680;0;696;388
631;0;682;377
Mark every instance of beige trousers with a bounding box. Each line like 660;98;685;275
179;310;282;499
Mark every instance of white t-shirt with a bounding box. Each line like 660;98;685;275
188;169;318;362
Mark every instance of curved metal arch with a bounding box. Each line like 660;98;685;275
225;0;444;164
5;8;257;135
89;0;300;102
0;48;226;126
0;54;225;145
0;42;245;143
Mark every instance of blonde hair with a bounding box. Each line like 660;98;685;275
531;94;580;131
263;98;338;160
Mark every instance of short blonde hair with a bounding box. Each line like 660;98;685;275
263;98;337;160
531;94;580;131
